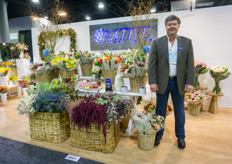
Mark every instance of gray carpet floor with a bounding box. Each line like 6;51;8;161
0;136;104;164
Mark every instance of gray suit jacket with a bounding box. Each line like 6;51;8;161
148;35;194;95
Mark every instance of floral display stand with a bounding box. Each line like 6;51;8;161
16;59;31;78
207;91;224;114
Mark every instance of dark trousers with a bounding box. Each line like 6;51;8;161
156;79;185;140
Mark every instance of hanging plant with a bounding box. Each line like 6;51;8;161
38;28;77;61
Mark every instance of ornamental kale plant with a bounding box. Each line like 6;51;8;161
32;91;70;113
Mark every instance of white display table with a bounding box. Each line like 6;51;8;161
16;59;31;78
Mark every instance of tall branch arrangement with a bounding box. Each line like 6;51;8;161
125;0;168;50
29;0;76;61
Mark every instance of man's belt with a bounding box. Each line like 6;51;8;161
169;76;177;80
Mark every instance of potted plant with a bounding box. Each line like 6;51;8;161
0;86;8;105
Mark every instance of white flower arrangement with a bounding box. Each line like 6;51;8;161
16;95;37;117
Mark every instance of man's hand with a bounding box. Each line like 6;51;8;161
150;84;159;92
184;85;194;93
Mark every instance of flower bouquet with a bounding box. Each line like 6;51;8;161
133;111;164;150
209;66;231;94
52;55;78;79
79;51;94;76
16;43;29;59
0;67;10;85
0;86;9;105
9;74;18;84
18;77;29;97
90;66;102;79
1;61;18;76
16;94;37;117
0;86;8;94
185;90;208;116
117;49;136;64
0;67;9;76
34;62;54;83
94;52;121;84
194;62;209;88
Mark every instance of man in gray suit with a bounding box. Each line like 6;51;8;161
148;15;194;149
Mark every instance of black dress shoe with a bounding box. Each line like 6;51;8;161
177;139;186;149
154;136;162;146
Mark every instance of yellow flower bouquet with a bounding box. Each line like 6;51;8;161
0;67;10;76
9;75;18;83
52;56;78;71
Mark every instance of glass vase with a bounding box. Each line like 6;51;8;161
194;75;199;88
213;79;221;94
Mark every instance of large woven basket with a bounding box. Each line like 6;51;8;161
129;76;147;93
70;122;120;153
59;69;75;79
80;64;92;76
188;102;201;116
137;132;156;151
8;67;17;76
35;73;53;83
102;70;117;84
29;111;70;143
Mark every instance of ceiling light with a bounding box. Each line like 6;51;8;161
32;0;39;3
150;8;156;13
58;11;67;16
98;2;104;9
86;15;91;20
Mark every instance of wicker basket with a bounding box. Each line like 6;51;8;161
188;102;201;116
120;110;131;131
35;73;53;83
70;122;120;153
129;76;147;93
102;70;117;84
80;64;92;76
59;69;75;79
29;111;70;143
8;67;18;76
137;132;156;151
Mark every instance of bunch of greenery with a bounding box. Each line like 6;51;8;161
52;83;78;101
32;91;70;113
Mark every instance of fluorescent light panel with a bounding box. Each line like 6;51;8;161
86;16;91;20
98;2;104;9
32;0;39;2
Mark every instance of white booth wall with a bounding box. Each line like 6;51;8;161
31;5;232;108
